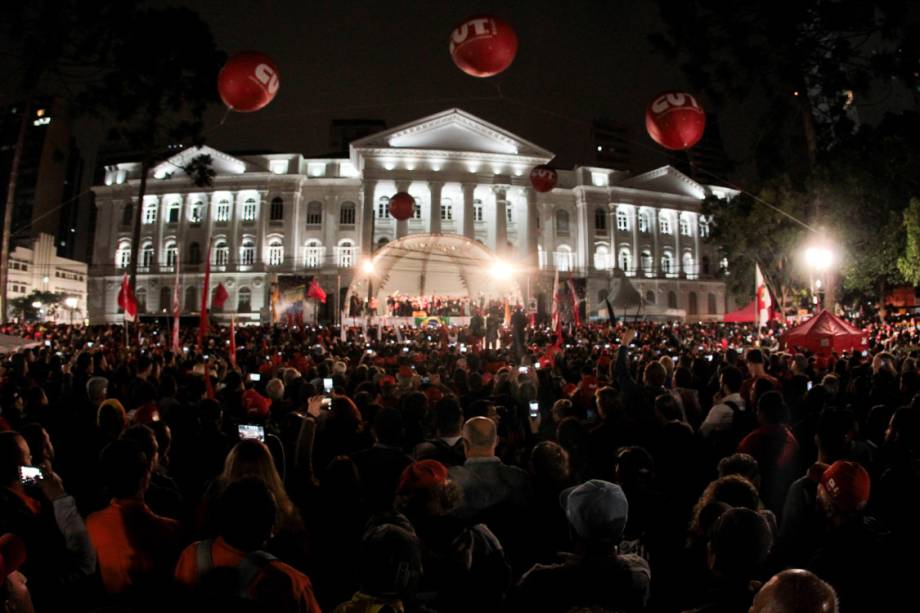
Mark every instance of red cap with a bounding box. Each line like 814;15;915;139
397;460;448;495
821;460;870;512
0;533;27;578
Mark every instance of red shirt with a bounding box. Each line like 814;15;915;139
738;424;799;470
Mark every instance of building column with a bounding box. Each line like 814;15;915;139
695;214;702;278
361;181;375;256
323;196;338;269
649;208;659;277
395;180;410;239
608;205;617;272
462;183;476;239
522;187;538;267
492;184;508;255
428;181;443;235
575;192;589;275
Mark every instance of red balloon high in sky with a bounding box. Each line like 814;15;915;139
218;51;280;112
645;91;706;150
388;192;416;221
449;15;518;78
530;165;558;193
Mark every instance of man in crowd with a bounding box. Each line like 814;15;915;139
413;395;466;466
750;569;838;613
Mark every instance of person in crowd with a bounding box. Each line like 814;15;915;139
738;391;800;515
0;533;33;613
413;394;466;466
700;366;750;442
350;407;413;512
740;349;780;407
750;569;838;613
120;424;184;520
175;477;321;612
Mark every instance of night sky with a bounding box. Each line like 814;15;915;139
181;0;738;176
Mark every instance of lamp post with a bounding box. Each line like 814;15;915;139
804;244;835;312
362;258;375;327
65;297;78;324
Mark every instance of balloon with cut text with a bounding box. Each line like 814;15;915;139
449;15;518;78
218;51;280;112
645;91;706;150
529;165;558;193
388;192;416;221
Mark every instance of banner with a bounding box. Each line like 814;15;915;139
273;275;319;324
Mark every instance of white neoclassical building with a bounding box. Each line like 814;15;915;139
88;108;734;324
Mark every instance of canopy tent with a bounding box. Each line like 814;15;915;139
723;299;783;323
0;334;40;354
346;233;523;306
783;310;867;355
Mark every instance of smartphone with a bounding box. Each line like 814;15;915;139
44;340;51;347
19;465;43;485
861;350;868;357
323;378;333;393
460;345;467;353
321;397;332;409
402;347;409;353
529;401;539;419
705;355;713;362
366;349;374;355
238;424;265;442
533;362;540;369
203;354;209;360
87;341;94;348
248;373;261;382
183;346;189;353
421;376;431;384
807;381;813;391
518;366;528;374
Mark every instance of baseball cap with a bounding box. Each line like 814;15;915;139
820;460;870;512
397;460;448;495
560;479;629;543
0;533;26;579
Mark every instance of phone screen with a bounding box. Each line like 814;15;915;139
238;424;265;442
19;465;43;485
248;373;261;382
529;401;539;419
807;381;813;391
518;366;528;374
321;397;332;409
323;378;333;393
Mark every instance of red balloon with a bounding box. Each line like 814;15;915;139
449;15;518;78
389;192;415;221
645;91;706;150
529;165;558;193
218;51;280;112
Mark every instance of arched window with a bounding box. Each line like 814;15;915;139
270;197;284;221
680;217;691;236
645;290;656;305
719;257;729;275
616;210;629;231
142;200;157;224
115;240;131;269
339;201;356;226
667;291;678;309
306;201;322;225
661;251;675;277
618;247;632;275
337;240;355;268
121;203;134;226
555;210;570;236
167;200;181;224
708;293;717;314
640;249;653;276
699;218;710;238
702;255;711;276
594;208;607;231
473;199;484;222
682;252;696;279
159;286;171;313
140;242;154;268
189;199;204;224
412;197;422;220
189;242;201;265
441;197;454;221
688;291;699;314
215;198;231;222
659;216;672;235
377;196;390;219
242;197;257;221
554;245;573;272
213;240;229;266
164;241;177;267
238;287;252;312
638;211;651;233
594;245;609;271
240;238;255;266
268;237;284;266
304;240;323;268
185;286;197;312
136;288;147;313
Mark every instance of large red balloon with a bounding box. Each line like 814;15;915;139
389;192;415;221
645;91;706;150
530;165;558;193
218;51;280;112
449;15;518;78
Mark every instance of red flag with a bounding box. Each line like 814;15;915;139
307;277;327;303
117;274;137;322
213;282;229;310
172;252;181;353
567;277;582;328
228;316;237;368
198;241;212;346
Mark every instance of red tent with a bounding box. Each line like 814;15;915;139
783;310;867;355
723;299;782;323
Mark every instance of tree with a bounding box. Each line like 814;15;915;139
9;290;66;322
898;199;920;285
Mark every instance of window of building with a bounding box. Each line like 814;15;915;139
506;205;513;224
646;290;656;305
640;249;653;276
441;197;454;221
702;255;711;276
377;196;390;219
661;251;675;277
683;252;696;279
216;198;231;222
594;208;607;232
616;210;630;231
167;201;180;224
270;197;284;221
554;245;573;272
306;201;322;225
413;200;422;220
337;240;355;268
159;287;171;313
140;242;154;268
708;293;717;314
555;209;570;236
189;242;201;265
142;200;157;225
238;287;252;312
638;211;651;233
240;239;255;266
165;241;177;267
136;288;147;313
339;201;356;226
304;240;323;268
700;218;710;238
719;257;729;275
121;203;134;226
473;199;484;222
242;197;257;221
213;240;229;266
618;247;632;275
668;291;678;309
594;245;609;270
211;286;225;312
680;217;691;236
659;216;672;235
190;200;204;224
689;292;698;314
268;238;284;266
185;286;197;312
116;241;131;269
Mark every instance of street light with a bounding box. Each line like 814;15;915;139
65;297;78;324
361;259;375;275
490;259;513;280
804;242;837;311
804;246;835;272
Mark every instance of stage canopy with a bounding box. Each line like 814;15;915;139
347;233;523;305
783;310;867;355
723;299;783;323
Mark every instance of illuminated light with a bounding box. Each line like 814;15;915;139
382;159;396;171
405;158;417;170
35;109;45;117
491;164;504;174
153;167;167;179
65;297;78;309
42;276;49;283
361;259;375;274
31;301;42;309
269;159;288;175
512;165;525;176
597;145;603;151
430;158;446;171
307;162;326;177
793;91;800;96
466;161;480;173
33;116;51;126
340;161;358;177
804;245;835;272
490;259;513;280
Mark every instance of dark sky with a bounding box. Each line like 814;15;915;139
181;0;737;175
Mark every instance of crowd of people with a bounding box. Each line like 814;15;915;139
0;315;917;612
347;294;515;318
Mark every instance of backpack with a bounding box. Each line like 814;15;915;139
195;539;278;602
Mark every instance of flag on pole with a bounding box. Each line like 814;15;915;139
604;297;617;327
117;274;137;322
212;282;229;310
307;277;327;303
551;269;560;331
503;299;511;327
755;263;773;329
228;316;237;368
198;241;212;347
171;249;181;353
567;277;582;328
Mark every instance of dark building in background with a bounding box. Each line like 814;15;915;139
0;97;94;261
592;118;633;170
666;113;733;185
329;119;386;156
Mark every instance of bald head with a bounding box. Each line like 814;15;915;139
751;569;838;613
462;416;497;457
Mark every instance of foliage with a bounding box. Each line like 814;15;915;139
183;154;216;188
9;290;66;321
898;199;920;286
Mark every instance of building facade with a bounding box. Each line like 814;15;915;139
8;233;88;322
88;108;733;324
